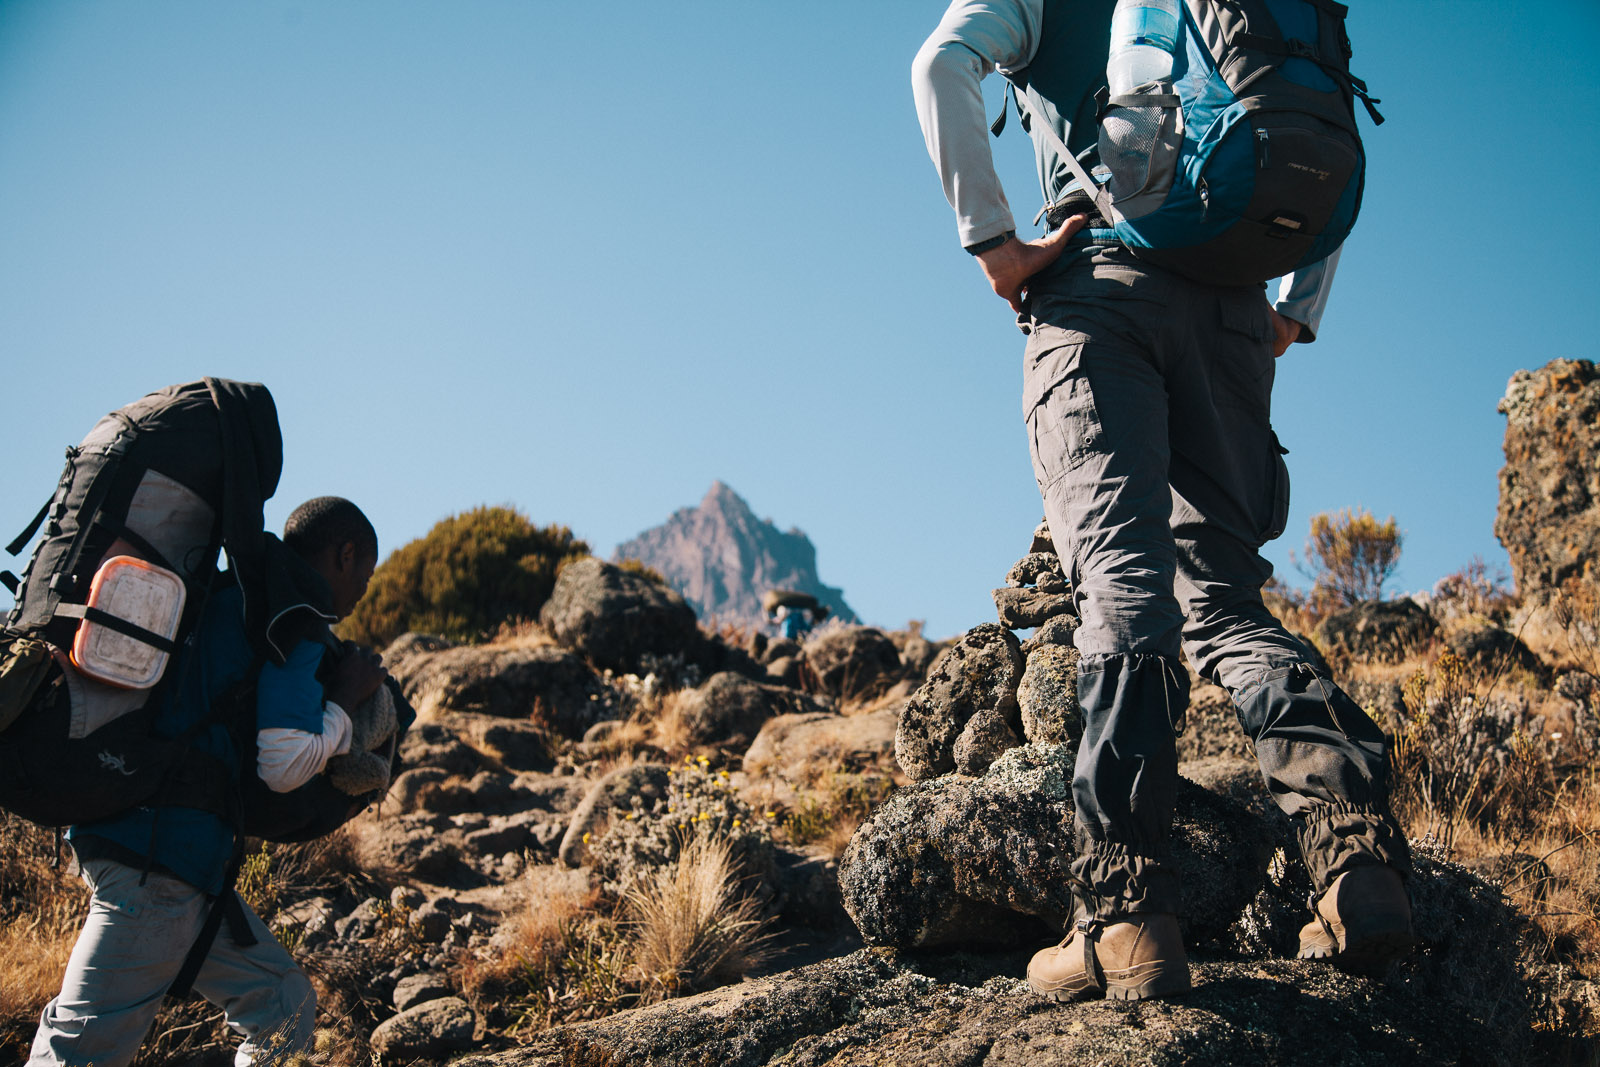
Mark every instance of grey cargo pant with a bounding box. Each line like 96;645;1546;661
1020;240;1408;919
28;857;315;1067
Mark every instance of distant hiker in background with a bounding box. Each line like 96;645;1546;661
29;497;387;1067
763;589;830;641
913;0;1412;1002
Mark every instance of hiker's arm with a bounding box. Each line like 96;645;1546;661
254;640;367;793
1274;246;1343;348
912;0;1045;250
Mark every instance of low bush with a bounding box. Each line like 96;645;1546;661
341;506;589;648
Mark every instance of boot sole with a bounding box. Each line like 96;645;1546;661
1299;921;1419;976
1032;960;1192;1003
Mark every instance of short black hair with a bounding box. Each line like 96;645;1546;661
283;497;377;560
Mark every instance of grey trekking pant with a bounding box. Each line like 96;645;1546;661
28;857;315;1067
1020;240;1408;919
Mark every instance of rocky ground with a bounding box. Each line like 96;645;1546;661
5;358;1600;1066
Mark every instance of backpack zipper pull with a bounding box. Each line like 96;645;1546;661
1255;128;1271;168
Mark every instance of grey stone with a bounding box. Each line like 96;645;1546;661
951;706;1019;776
409;901;454;945
840;744;1270;951
393;972;453;1012
397;722;486;778
390;885;425;912
1016;643;1082;746
370;995;476;1063
802;627;903;701
1030;517;1055;554
540;557;702;673
1314;598;1439;664
742;708;898;785
682;671;833;750
1020;613;1078;656
392;641;617;739
559;762;673;868
895;623;1024;781
1496;358;1600;595
992;586;1077;629
1005;552;1068;593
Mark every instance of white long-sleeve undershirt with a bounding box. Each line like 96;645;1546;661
256;701;353;793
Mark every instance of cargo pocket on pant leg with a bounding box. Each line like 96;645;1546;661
1025;362;1109;493
1261;432;1291;543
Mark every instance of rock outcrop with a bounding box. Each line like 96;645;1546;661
612;481;857;628
1496;358;1600;596
539;557;702;673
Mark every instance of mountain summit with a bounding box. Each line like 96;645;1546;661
613;482;857;628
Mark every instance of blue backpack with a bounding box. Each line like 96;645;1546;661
1024;0;1382;287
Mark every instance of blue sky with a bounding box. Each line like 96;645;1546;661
2;1;1596;640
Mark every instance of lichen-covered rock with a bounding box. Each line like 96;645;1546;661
1005;552;1069;593
677;671;831;750
388;639;617;738
558;762;672;868
950;706;1020;776
839;744;1270;951
895;623;1024;781
369;995;476;1063
1016;643;1082;746
1496;358;1600;595
448;872;1550;1067
992;585;1077;629
586;761;775;897
1020;613;1078;656
540;557;702;673
1314;599;1439;664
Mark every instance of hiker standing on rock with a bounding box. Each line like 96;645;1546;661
29;498;386;1067
912;0;1413;1000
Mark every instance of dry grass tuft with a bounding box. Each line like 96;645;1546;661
624;831;774;1003
0;813;87;1058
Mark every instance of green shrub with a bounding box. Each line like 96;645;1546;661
341;505;589;648
1293;507;1403;609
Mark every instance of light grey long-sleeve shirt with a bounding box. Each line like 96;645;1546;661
912;0;1340;339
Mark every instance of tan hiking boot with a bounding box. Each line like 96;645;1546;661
1027;914;1191;1002
1298;865;1417;975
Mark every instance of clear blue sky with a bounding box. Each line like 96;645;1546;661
2;1;1595;640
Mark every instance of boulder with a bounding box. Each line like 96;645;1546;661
677;671;832;750
370;996;476;1064
1019;613;1077;656
895;623;1025;781
1496;358;1600;595
742;707;898;786
390;640;617;738
1016;643;1082;746
802;627;903;701
397;722;488;778
992;586;1077;629
1314;599;1439;664
1005;552;1069;593
393;972;453;1012
558;762;673;868
840;744;1271;951
1446;621;1545;679
540;557;702;673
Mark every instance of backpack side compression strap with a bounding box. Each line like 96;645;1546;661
52;604;179;654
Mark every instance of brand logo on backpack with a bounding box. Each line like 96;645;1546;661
98;749;136;776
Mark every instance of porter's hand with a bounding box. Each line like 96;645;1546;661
328;645;387;710
1270;310;1303;357
975;216;1089;312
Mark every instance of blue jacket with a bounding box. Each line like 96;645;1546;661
70;582;331;894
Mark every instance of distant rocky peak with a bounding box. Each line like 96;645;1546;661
614;483;857;628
